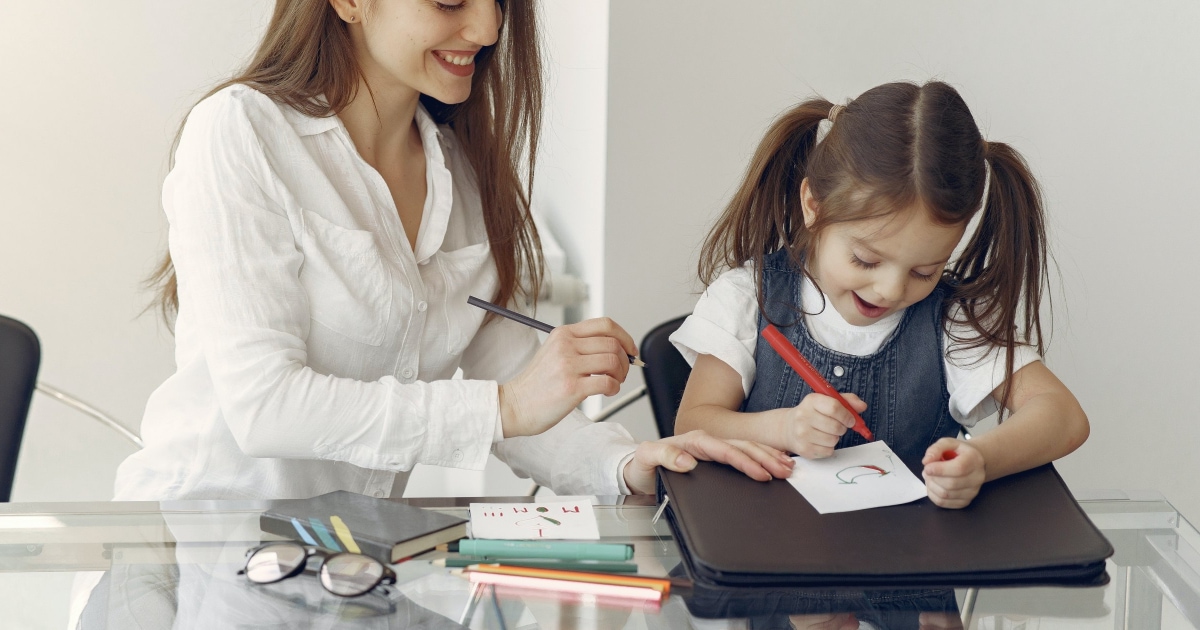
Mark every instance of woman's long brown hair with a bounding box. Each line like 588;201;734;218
148;0;544;324
698;81;1050;413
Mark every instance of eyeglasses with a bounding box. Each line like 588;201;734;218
239;542;397;598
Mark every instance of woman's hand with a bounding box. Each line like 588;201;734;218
778;392;867;460
921;438;986;509
621;430;795;495
499;317;639;438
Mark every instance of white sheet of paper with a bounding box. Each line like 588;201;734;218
469;498;600;540
787;441;928;514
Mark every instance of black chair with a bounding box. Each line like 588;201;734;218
524;315;693;496
637;316;692;439
579;314;692;438
0;315;41;502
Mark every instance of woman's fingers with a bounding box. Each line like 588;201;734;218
724;438;796;479
561;317;639;360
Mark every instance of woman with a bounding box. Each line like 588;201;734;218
114;0;792;501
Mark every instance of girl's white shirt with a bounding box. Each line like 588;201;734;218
113;85;636;501
670;264;1041;427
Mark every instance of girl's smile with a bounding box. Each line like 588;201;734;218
852;292;889;319
800;180;967;326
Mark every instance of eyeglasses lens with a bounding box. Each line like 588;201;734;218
245;543;306;583
320;554;385;597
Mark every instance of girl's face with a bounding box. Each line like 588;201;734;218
346;0;503;104
801;181;967;327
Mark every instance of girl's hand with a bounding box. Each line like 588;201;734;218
622;430;795;495
779;392;867;459
921;438;986;509
499;317;638;438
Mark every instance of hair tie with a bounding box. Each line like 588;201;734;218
828;104;844;124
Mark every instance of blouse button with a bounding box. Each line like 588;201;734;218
452;450;464;462
371;489;385;498
833;366;845;377
401;367;415;380
417;301;428;312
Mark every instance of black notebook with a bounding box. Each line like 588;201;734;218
260;490;467;564
658;462;1112;588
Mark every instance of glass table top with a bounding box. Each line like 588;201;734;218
1;491;1197;629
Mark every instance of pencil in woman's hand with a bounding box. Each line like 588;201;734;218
467;296;646;367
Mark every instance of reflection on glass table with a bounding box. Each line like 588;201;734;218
0;491;1197;629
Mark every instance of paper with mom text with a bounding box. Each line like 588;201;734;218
469;498;601;540
787;441;928;514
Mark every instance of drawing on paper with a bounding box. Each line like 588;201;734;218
835;453;895;484
515;506;562;529
469;500;601;540
787;442;927;514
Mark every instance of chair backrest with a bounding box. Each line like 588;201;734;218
639;315;692;439
0;315;40;502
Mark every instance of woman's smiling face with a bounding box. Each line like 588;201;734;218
801;181;967;326
345;0;503;104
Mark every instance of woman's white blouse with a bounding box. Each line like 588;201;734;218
670;264;1041;427
114;85;636;501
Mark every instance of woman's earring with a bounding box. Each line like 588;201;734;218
348;15;356;23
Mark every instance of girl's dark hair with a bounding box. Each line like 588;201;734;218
698;81;1049;412
148;0;544;323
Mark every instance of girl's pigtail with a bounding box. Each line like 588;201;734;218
697;100;833;288
950;141;1050;413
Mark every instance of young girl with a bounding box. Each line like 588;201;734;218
672;81;1089;509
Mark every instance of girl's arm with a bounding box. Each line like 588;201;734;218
923;360;1089;507
676;354;863;458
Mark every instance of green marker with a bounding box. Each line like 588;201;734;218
455;539;634;561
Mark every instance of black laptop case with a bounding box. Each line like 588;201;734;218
658;462;1112;588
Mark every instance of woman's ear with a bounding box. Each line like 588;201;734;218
800;178;819;229
328;0;360;23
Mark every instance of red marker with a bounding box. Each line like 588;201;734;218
761;324;874;441
941;450;958;461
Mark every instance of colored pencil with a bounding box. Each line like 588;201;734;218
466;563;677;595
432;558;638;573
461;570;663;602
468;296;646;367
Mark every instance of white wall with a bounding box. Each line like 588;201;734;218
1;2;275;501
604;1;1200;524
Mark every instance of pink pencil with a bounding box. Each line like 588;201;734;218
466;570;663;602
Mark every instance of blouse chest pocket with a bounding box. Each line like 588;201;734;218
433;242;495;354
297;209;393;346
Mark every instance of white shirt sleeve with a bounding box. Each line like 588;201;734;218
166;93;497;472
669;264;760;397
942;305;1042;427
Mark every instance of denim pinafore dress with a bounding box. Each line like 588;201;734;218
742;250;960;474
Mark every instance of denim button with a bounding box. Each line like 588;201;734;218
833;366;845;377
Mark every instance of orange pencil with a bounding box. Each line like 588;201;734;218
465;563;676;596
464;570;663;602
